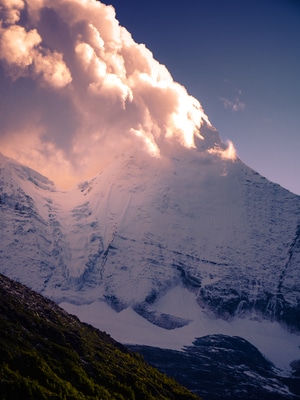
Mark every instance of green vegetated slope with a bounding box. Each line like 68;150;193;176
0;273;201;400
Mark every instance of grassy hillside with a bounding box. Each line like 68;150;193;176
0;273;201;400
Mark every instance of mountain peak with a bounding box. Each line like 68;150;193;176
1;149;300;374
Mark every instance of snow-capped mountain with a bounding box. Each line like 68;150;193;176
1;0;299;397
1;124;300;397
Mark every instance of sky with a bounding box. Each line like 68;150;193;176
0;0;299;194
106;0;300;195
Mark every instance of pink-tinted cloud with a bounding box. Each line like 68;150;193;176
219;87;246;112
0;0;24;24
219;96;246;112
0;0;216;187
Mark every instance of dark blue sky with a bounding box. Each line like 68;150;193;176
106;0;300;194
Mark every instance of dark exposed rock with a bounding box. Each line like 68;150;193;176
129;335;300;400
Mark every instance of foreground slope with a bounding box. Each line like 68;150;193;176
0;273;200;400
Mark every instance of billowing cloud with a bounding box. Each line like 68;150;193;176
0;0;24;24
0;0;217;187
0;25;41;72
0;1;72;87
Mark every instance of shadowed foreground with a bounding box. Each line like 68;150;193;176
0;273;200;400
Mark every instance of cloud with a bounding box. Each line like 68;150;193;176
219;87;246;112
0;0;24;24
219;96;246;112
0;0;216;187
0;25;41;72
207;140;237;161
0;2;72;87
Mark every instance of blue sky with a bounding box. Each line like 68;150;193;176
107;0;300;195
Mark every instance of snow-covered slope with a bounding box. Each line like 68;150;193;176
0;128;300;374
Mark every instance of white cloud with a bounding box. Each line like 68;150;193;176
219;96;246;112
219;86;246;112
207;140;237;161
0;25;41;72
0;10;71;87
0;0;24;24
34;50;72;88
0;0;217;187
